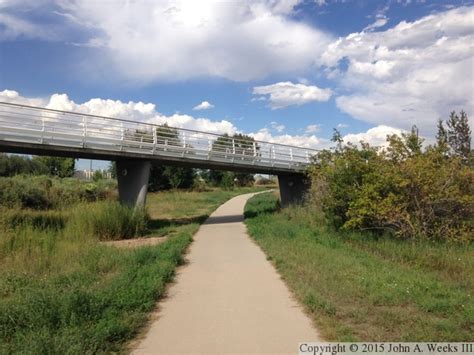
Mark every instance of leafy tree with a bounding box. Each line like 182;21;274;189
436;119;448;153
32;156;75;177
0;153;48;176
147;124;196;191
206;133;258;187
93;170;104;182
446;110;472;161
165;166;195;189
331;128;343;152
108;162;117;179
404;125;423;155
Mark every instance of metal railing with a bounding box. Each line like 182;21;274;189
0;101;319;172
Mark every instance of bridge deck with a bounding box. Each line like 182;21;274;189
0;102;318;175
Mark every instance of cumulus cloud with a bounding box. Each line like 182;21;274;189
193;101;214;111
253;81;332;109
343;125;403;147
270;121;285;133
322;6;474;133
250;128;327;149
305;124;321;133
51;0;332;82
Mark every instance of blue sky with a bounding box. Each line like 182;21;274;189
0;0;473;169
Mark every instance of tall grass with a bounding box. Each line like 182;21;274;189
66;202;149;241
244;193;474;341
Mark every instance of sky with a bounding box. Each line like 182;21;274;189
0;0;473;170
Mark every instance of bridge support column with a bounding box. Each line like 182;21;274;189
116;160;151;208
277;173;310;207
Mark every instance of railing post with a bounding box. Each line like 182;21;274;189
253;142;256;157
41;115;45;144
152;127;157;153
82;116;87;148
165;139;168;151
182;131;186;156
271;145;275;166
207;138;212;159
120;122;124;151
306;150;309;163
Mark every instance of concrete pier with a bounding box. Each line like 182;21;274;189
277;173;310;207
116;160;151;208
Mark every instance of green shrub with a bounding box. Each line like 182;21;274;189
66;202;149;241
309;122;474;242
0;176;116;210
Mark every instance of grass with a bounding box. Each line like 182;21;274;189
244;192;474;342
0;186;263;353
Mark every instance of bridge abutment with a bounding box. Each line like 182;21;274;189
116;160;151;208
277;173;310;207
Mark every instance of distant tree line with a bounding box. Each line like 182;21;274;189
0;154;75;178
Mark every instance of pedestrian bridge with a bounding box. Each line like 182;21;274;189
0;101;317;206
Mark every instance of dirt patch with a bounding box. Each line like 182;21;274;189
101;236;168;249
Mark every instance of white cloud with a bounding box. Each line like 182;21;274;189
363;17;388;32
193;101;214;111
250;128;327;149
337;123;349;128
51;0;332;82
305;124;321;133
322;6;474;134
270;121;285;133
253;81;332;109
0;89;46;106
343;125;403;147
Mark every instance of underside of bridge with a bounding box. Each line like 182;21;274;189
277;174;311;207
114;159;310;208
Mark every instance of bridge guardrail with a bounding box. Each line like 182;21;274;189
0;102;319;172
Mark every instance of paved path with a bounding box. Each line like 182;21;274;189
132;192;320;354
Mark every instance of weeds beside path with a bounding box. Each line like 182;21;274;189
244;192;474;342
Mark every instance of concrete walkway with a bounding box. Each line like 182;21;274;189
132;192;320;354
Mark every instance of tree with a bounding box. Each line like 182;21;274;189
147;124;196;191
404;125;423;156
207;133;258;187
447;110;472;160
0;153;48;176
165;166;195;189
32;156;75;177
108;161;117;179
436;119;448;153
331;128;343;152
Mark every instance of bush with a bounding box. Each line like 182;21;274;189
0;176;116;210
309;121;474;242
66;202;149;241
